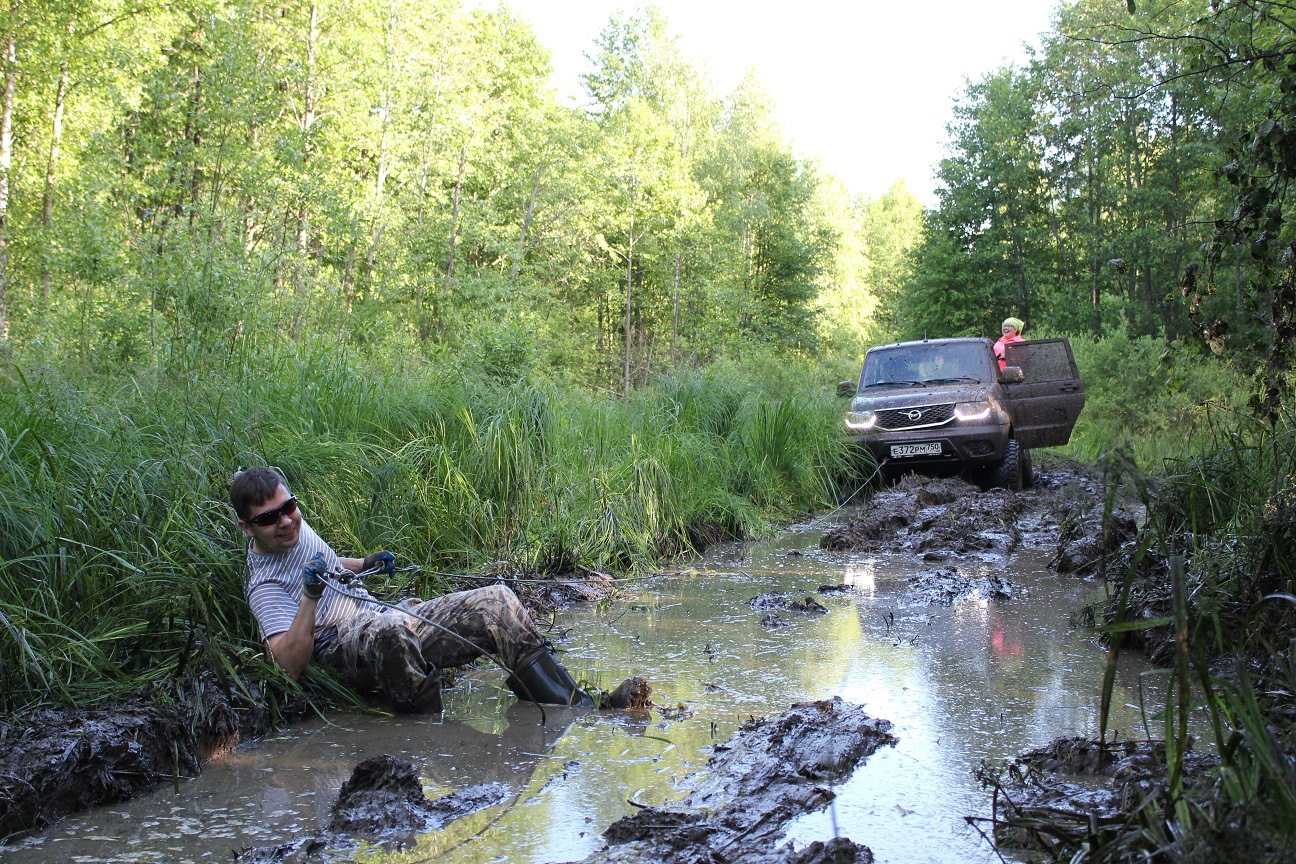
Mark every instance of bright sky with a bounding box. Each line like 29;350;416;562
479;0;1060;207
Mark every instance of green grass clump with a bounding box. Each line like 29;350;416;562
0;351;848;713
1085;399;1296;861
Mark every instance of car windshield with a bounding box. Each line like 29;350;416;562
861;343;992;389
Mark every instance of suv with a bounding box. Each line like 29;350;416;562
842;337;1085;490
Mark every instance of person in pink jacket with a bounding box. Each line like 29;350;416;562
994;317;1025;371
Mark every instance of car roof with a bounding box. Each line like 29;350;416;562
865;337;994;354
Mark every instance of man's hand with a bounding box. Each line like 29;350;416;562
302;552;327;600
362;550;396;575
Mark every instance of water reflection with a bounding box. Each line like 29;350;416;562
2;528;1198;864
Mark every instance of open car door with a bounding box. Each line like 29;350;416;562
1002;339;1086;449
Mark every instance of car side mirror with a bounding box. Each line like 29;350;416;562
836;380;856;397
1000;366;1025;384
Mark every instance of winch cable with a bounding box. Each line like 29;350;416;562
803;457;889;529
314;565;550;726
427;570;646;584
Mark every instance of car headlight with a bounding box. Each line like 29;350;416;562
954;401;993;421
845;410;877;431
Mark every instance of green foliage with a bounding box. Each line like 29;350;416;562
0;349;847;711
1087;401;1296;860
900;0;1292;384
894;66;1047;342
0;1;866;387
1062;330;1247;466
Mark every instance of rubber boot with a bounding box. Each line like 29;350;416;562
507;650;595;707
397;672;443;714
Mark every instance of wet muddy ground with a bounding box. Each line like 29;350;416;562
1;462;1188;864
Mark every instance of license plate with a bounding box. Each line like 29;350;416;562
890;442;942;458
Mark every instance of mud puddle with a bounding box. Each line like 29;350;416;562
3;474;1192;864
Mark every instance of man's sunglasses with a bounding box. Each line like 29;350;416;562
246;497;298;527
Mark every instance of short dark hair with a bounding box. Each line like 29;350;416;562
229;467;290;520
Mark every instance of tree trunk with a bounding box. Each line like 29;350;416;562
186;62;202;227
41;57;68;301
671;248;681;365
1165;93;1182;341
624;180;635;393
444;145;467;280
510;167;543;287
1086;143;1102;333
294;2;318;317
0;33;14;343
362;4;397;290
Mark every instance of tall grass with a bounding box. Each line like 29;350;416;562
1088;399;1296;859
0;349;849;712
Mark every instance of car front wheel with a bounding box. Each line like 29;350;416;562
988;438;1024;491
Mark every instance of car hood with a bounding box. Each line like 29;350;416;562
850;383;997;412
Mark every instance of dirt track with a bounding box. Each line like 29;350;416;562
0;460;1136;846
821;464;1137;580
0;571;622;845
232;698;897;864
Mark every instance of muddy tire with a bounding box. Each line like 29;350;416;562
988;439;1024;491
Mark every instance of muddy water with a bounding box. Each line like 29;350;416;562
3;524;1188;864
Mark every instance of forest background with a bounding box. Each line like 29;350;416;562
2;0;1290;394
0;0;1293;708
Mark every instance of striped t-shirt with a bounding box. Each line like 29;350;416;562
245;518;386;651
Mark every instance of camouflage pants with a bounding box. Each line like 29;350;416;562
316;585;547;711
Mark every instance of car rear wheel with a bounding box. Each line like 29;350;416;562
988;439;1024;491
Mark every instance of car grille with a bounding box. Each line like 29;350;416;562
876;403;956;431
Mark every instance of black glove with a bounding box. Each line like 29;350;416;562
302;552;327;600
362;550;396;575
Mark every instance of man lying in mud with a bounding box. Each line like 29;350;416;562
230;466;600;712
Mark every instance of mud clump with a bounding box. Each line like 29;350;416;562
1052;506;1138;574
747;592;828;615
821;466;1140;572
505;567;618;611
0;673;302;840
978;736;1217;858
594;676;653;710
821;476;1021;556
902;568;1020;607
236;755;509;863
575;697;896;864
330;756;508;836
761;612;793;628
0;703;197;840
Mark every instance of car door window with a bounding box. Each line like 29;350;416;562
1004;340;1078;382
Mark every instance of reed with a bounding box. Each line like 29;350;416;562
1071;401;1296;860
0;351;848;712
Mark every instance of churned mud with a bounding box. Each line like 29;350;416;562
748;592;830;615
235;755;511;863
0;567;619;843
976;736;1217;859
821;465;1138;576
748;591;830;628
0;674;305;841
232;699;894;864
230;699;891;864
901;568;1020;607
574;697;897;864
